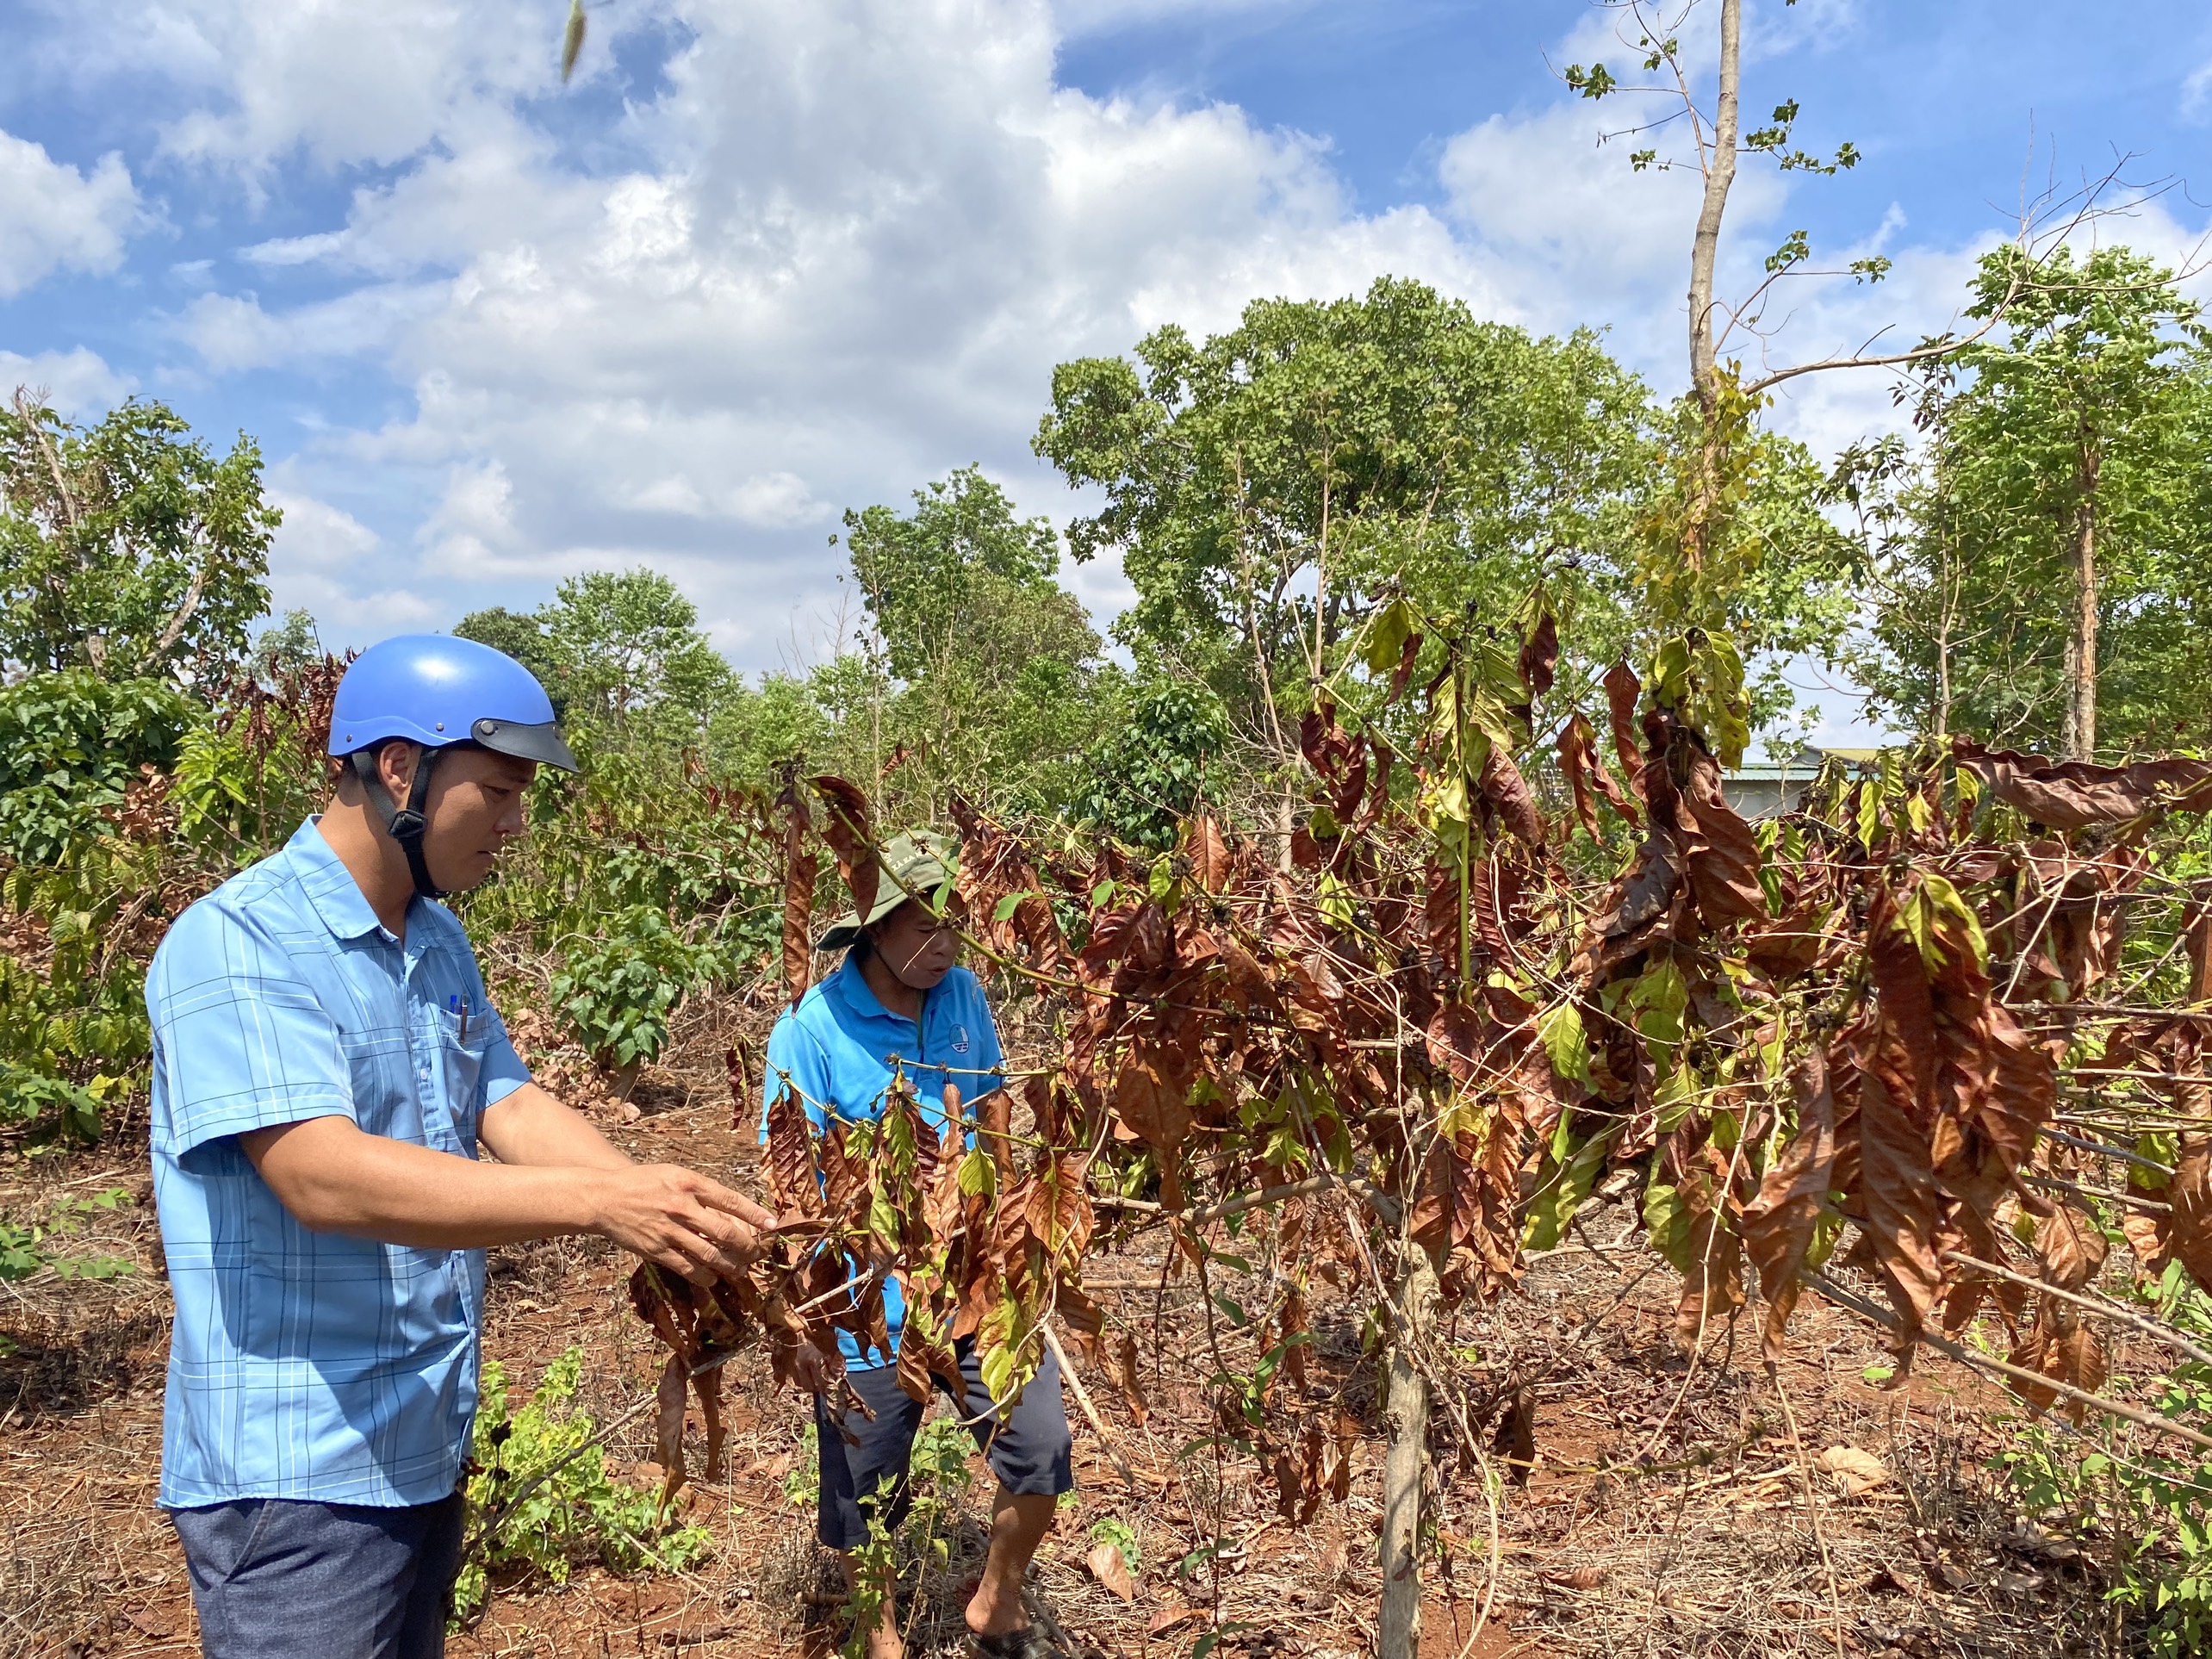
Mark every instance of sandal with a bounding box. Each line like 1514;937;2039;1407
972;1625;1060;1659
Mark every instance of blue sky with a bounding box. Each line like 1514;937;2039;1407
3;0;2209;745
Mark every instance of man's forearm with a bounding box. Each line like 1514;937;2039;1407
244;1115;612;1248
479;1080;633;1171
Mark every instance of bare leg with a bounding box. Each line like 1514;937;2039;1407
839;1549;904;1659
964;1488;1057;1638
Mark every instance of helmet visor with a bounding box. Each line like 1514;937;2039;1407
470;717;578;772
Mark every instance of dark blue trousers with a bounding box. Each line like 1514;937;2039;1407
169;1491;465;1659
813;1337;1074;1550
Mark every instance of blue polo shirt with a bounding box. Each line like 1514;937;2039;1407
761;954;1003;1368
146;818;531;1508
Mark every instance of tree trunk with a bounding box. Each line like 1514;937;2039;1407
1934;617;1953;738
1684;0;1742;575
1934;529;1955;736
2062;438;2101;761
1377;1255;1438;1659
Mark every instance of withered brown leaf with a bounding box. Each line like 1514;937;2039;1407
1857;1060;1943;1368
809;774;878;922
1743;1047;1837;1362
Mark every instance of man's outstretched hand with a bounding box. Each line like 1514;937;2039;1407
789;1339;833;1397
589;1164;776;1288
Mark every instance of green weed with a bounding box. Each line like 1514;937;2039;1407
842;1414;978;1659
1993;1264;2212;1658
0;1187;136;1284
453;1346;711;1624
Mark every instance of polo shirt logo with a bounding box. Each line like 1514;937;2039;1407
950;1023;971;1054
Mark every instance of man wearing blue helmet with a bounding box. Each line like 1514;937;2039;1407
145;635;780;1659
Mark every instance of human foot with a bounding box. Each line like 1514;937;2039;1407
963;1581;1029;1641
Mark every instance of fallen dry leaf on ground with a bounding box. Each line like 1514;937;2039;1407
1087;1542;1136;1602
1542;1564;1608;1590
1816;1445;1891;1496
1147;1602;1207;1636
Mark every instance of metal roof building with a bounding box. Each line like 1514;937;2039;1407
1720;745;1881;819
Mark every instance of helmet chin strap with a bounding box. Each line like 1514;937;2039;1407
351;744;447;902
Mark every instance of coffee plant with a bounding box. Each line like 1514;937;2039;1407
629;595;2212;1654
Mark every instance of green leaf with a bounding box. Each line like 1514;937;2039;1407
1359;595;1417;675
1538;1003;1592;1087
1643;1179;1691;1272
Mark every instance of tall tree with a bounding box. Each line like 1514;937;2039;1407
1840;258;2212;755
1954;245;2206;758
0;391;280;683
1564;0;2141;690
840;465;1104;813
459;569;736;747
544;569;736;731
1035;279;1659;774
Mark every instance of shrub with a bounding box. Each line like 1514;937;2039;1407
1;833;171;1144
454;1346;711;1624
1994;1264;2212;1659
1072;681;1227;851
0;672;191;864
549;906;711;1072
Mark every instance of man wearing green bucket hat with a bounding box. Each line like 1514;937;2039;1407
763;831;1072;1659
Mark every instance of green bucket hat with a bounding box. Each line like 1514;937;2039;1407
816;830;959;952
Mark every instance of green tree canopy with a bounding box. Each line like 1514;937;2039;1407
460;570;736;746
1841;245;2212;755
0;392;280;683
839;466;1105;812
1033;279;1666;761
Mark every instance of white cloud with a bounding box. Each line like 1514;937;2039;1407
629;470;833;528
243;231;350;268
177;292;291;373
418;460;534;581
2184;56;2212;122
147;0;559;175
140;0;1519;662
268;485;382;571
261;479;440;643
16;0;2205;685
0;130;138;297
0;347;132;417
175;283;449;372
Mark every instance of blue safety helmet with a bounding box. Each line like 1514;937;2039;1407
327;634;576;899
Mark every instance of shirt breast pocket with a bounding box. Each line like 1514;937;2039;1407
432;1012;490;1153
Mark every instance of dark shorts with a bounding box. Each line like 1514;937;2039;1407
168;1491;465;1659
814;1338;1075;1550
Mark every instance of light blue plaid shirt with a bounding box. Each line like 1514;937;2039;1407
146;818;531;1508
